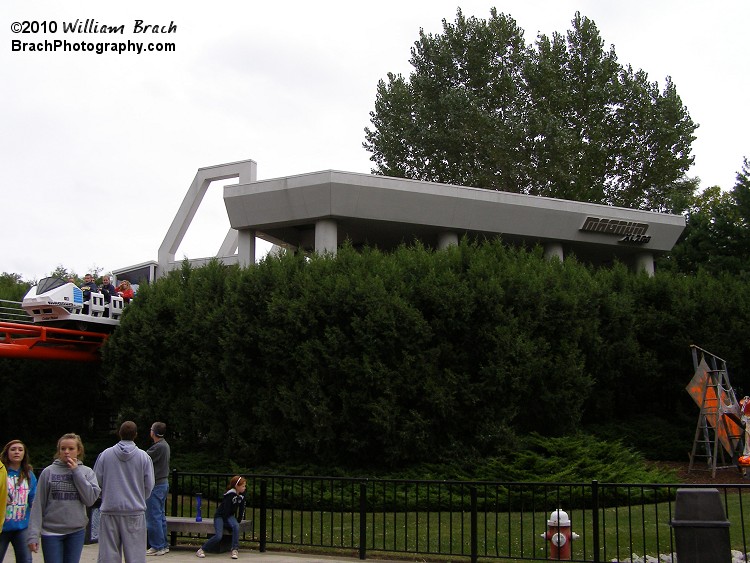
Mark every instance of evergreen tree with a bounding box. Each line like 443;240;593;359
661;158;750;275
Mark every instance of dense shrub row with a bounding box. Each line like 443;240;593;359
0;358;104;447
101;241;750;469
211;436;675;512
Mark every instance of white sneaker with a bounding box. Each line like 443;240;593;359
231;549;238;559
147;548;158;556
154;548;168;556
196;548;206;558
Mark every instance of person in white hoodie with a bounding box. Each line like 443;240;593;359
93;421;154;563
27;433;101;563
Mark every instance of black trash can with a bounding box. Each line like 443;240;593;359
670;488;731;562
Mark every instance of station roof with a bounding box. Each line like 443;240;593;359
224;170;685;266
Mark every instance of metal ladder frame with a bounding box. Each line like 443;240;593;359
688;345;744;477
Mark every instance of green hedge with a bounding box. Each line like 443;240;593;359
101;241;750;468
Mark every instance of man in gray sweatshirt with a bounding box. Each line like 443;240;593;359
94;421;155;563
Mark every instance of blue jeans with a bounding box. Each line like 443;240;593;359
0;528;32;563
200;515;239;552
146;482;169;550
40;528;85;563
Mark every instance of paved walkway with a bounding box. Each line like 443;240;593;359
6;544;399;563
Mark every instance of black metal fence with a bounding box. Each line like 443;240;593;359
169;470;750;561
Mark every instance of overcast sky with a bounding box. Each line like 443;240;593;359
2;0;748;282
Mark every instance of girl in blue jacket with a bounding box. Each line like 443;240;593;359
0;439;37;563
196;476;247;560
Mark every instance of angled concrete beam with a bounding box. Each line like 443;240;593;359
158;159;256;276
218;229;239;257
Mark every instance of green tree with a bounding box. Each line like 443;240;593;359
661;158;750;275
48;266;73;282
364;9;698;212
364;9;530;191
731;158;750;261
0;273;30;301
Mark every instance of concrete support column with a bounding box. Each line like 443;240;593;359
315;219;338;255
437;231;459;250
635;251;655;276
544;242;564;261
237;229;256;268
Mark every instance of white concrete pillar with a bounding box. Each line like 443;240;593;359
237;229;256;268
437;231;459;250
315;219;338;255
544;242;564;261
635;252;655;276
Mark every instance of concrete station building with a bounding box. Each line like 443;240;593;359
114;158;685;283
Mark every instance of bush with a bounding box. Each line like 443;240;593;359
101;241;750;469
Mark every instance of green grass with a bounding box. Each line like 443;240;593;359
170;492;749;561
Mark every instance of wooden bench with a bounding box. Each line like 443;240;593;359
166;516;253;552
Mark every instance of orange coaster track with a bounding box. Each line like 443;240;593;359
0;321;108;362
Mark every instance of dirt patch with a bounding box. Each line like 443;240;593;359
649;460;750;485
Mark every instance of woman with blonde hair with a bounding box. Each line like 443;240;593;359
28;433;100;563
116;280;134;303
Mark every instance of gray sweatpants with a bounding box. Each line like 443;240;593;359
97;512;147;563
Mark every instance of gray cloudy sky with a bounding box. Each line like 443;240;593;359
2;0;748;281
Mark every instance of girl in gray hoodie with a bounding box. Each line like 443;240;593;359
27;433;101;563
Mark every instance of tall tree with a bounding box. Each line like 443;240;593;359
733;158;750;234
364;9;698;212
0;273;30;301
662;158;750;274
524;14;619;203
365;8;530;191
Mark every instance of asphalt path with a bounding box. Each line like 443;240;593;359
7;544;399;563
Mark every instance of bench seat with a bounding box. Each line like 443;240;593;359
166;516;253;552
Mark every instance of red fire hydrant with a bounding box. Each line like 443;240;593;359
541;509;579;560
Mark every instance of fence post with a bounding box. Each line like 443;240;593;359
170;469;178;547
259;480;267;553
470;486;478;563
359;482;367;560
591;480;600;563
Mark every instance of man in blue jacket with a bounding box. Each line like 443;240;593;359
98;275;118;303
79;274;97;302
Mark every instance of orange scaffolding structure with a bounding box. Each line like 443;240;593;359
0;321;108;362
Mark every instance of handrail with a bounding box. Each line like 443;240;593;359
0;299;31;324
690;343;728;364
